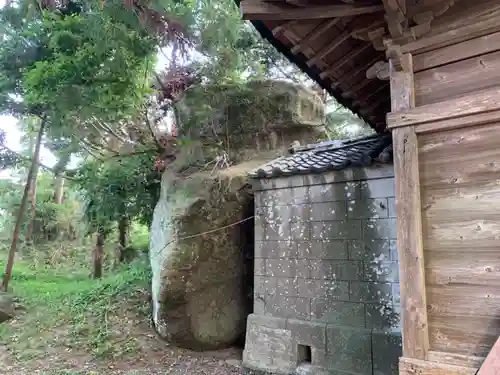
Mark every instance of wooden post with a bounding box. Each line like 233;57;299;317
389;53;429;360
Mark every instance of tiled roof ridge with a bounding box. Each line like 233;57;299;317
249;134;393;179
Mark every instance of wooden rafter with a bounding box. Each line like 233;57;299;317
240;1;384;21
307;29;351;67
271;20;298;36
319;43;372;79
291;18;340;54
332;55;380;90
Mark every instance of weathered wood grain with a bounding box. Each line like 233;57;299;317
387;86;500;129
415;50;500;106
390;54;429;360
414;31;500;72
429;315;499;357
428;351;485;369
400;356;478;375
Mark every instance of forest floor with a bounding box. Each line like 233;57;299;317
0;244;253;375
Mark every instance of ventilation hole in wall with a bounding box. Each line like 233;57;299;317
297;344;312;364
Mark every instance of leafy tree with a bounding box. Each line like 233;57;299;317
75;152;160;277
0;0;163;288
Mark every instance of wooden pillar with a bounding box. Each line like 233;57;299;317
388;53;429;361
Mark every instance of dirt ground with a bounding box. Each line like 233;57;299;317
0;327;250;375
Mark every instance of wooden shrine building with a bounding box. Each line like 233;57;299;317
237;1;500;374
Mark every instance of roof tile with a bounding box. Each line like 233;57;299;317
249;134;393;179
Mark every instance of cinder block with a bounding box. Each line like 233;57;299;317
291;220;311;240
310;260;362;281
265;295;311;320
363;260;399;283
390;240;398;261
314;280;350;301
254;276;269;295
348;239;390;261
366;303;400;330
266;220;291;241
255;258;266;276
292;204;311;222
353;165;394;181
388;197;396;218
272;177;292;190
311;220;361;240
287;319;327;351
289;175;306;188
254;294;265;314
360;178;395;199
247;313;287;329
298;279;349;301
311;300;365;327
310;201;347;221
347;198;389;220
309;240;348;260
392;283;401;306
259;240;298;259
290;186;309;205
372;330;402;375
274;277;298;297
266;259;308;278
350;281;393;303
255;220;265;242
309;181;360;203
362;218;397;240
325;325;372;375
243;318;295;374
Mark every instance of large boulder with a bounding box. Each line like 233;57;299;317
149;80;327;350
150;161;262;350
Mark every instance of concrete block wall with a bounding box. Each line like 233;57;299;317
243;165;402;375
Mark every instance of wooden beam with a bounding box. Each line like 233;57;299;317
306;29;351;67
389;53;429;361
319;43;372;79
413;31;500;72
240;1;384;21
400;357;477;375
382;0;407;38
291;18;340;54
401;1;500;54
271;20;298;36
387;86;500;129
331;55;380;89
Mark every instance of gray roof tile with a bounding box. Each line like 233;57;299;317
249;134;393;179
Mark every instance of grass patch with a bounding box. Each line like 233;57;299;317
0;245;152;362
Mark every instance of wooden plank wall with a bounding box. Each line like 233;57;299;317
419;123;500;358
409;17;500;359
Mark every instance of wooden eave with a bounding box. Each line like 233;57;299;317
236;0;460;133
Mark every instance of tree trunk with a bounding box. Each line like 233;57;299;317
118;216;129;262
53;174;64;204
25;162;39;243
2;118;47;292
91;227;105;279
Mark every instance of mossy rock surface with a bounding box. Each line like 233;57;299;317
0;292;14;323
150;160;264;350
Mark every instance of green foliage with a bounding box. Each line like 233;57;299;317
0;249;151;361
75;152;160;231
22;11;155;123
0;172;84;243
325;101;374;139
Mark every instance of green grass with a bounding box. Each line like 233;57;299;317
0;244;152;363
